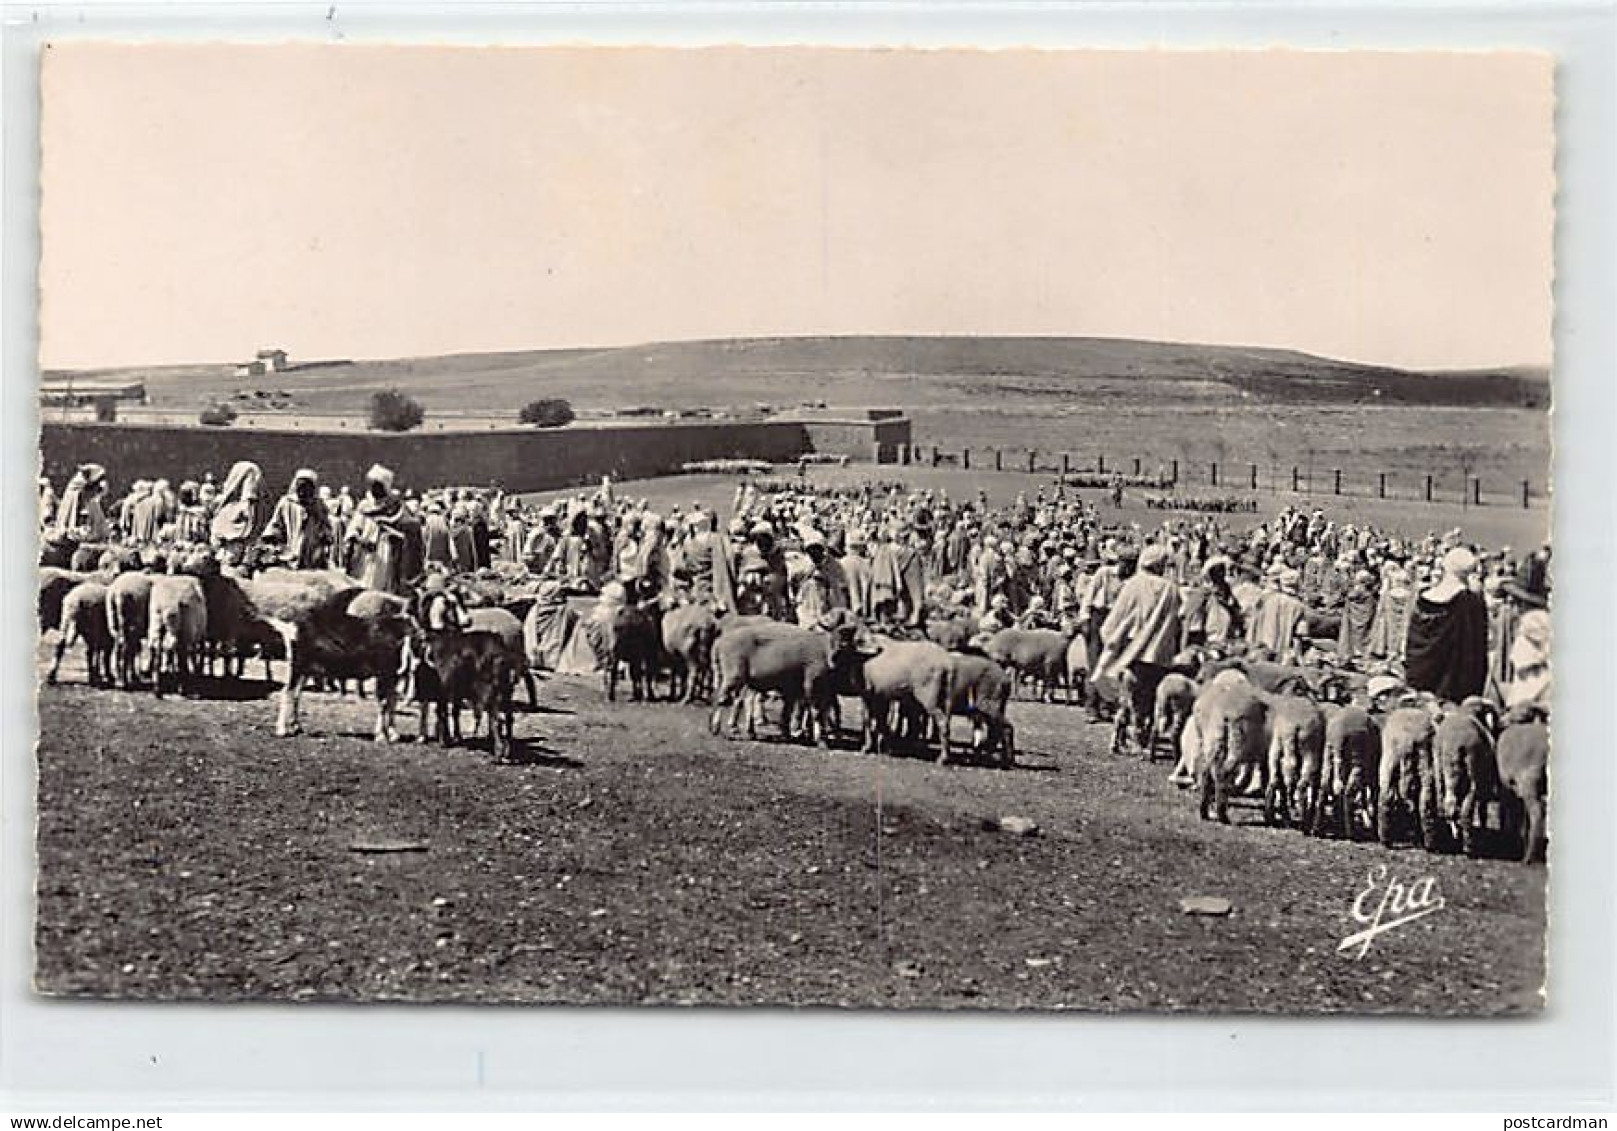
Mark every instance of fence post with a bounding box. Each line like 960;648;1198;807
1425;474;1434;502
1062;452;1071;475
1098;453;1106;474
1133;456;1142;475
1333;469;1342;495
1472;477;1482;506
1210;461;1219;487
931;445;940;468
1291;466;1300;493
1028;450;1037;474
963;448;971;470
1378;472;1387;499
1170;458;1179;485
991;448;1001;472
1249;464;1258;490
1522;479;1530;509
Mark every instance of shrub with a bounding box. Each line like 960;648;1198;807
198;403;238;427
368;389;425;432
519;398;575;428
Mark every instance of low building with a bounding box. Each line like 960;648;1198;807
775;406;914;464
38;378;148;410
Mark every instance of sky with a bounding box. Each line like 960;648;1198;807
40;44;1555;372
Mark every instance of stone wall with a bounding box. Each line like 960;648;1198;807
38;420;811;497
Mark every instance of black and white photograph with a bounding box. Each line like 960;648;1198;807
31;44;1555;1013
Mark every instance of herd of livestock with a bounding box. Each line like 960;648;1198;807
35;473;1550;871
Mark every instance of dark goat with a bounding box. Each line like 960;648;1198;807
414;629;522;759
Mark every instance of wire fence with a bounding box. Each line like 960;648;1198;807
903;444;1541;510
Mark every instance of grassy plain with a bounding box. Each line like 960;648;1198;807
58;335;1551;503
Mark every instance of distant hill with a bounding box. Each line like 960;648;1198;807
46;335;1550;414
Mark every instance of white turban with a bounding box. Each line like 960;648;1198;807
1443;546;1478;577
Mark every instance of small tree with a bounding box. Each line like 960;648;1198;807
519;398;575;428
369;388;425;432
198;402;238;427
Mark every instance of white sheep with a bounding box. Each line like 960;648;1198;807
1153;672;1199;763
1495;719;1549;864
1264;692;1327;832
105;570;155;689
145;575;208;698
47;579;113;686
1194;673;1272;825
1431;696;1501;856
38;567;87;636
1378;702;1440;850
1322;704;1380;841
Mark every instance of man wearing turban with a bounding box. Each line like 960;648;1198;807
260;468;333;570
347;464;411;594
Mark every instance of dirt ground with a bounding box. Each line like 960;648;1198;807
33;655;1547;1013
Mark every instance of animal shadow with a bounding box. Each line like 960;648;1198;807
874;735;1027;772
501;737;583;769
181;675;281;702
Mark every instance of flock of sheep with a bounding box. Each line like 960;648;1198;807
38;544;531;758
934;619;1548;865
587;594;1017;768
602;598;1548;866
1163;660;1548;865
37;544;1547;866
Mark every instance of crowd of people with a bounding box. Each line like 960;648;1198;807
39;459;1552;722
